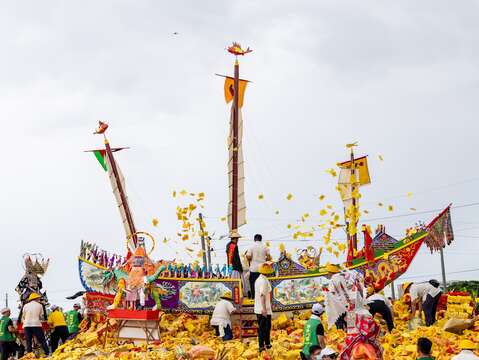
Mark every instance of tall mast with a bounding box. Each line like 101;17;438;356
222;42;252;241
231;59;240;234
92;121;138;249
103;135;137;247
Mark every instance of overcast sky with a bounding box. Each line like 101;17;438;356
1;1;479;312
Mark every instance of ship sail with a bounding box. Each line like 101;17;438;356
227;106;246;230
104;152;137;250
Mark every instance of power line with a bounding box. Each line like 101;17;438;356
401;267;479;280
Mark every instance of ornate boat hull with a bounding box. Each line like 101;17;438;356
79;230;427;314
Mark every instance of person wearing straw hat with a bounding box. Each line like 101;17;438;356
451;339;479;359
403;280;442;326
254;262;274;353
210;292;235;341
226;231;247;297
0;307;23;360
22;293;49;356
48;305;69;352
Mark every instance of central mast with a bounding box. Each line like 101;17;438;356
231;59;240;232
222;42;252;241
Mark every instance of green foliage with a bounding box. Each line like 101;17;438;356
447;280;479;298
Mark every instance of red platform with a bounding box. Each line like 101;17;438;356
107;309;162;320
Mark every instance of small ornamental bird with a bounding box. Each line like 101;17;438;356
94;121;109;134
227;42;253;56
346;141;358;149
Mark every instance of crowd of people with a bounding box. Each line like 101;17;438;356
214;233;478;359
0;293;83;359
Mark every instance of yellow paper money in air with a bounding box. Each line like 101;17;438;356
320;209;328;216
319;195;325;201
326;168;337;177
258;194;264;200
286;193;293;200
152;218;159;227
388;205;394;212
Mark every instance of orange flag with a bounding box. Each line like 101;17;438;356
224;77;248;108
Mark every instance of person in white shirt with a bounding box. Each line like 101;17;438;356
210;293;235;341
22;293;50;356
254;262;273;353
404;279;442;326
366;290;394;332
246;234;271;299
451;339;479;360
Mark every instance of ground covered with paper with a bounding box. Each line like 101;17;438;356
20;299;479;360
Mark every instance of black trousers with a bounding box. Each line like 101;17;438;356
256;314;271;350
249;272;260;299
368;300;394;331
0;341;24;360
423;292;442;326
24;326;49;355
335;313;347;330
51;325;69;352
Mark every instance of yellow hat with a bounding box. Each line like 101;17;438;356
259;262;274;275
326;263;340;274
402;282;413;293
220;291;233;301
229;230;242;239
28;293;41;302
459;339;476;350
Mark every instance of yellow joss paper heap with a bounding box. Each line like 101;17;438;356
22;301;479;360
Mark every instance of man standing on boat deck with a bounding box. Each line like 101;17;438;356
246;234;271;298
254;262;274;354
226;231;243;276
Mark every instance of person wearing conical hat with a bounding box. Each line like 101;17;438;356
451;339;479;359
254;262;274;353
22;293;50;356
403;279;442;326
226;230;245;294
210;292;235;341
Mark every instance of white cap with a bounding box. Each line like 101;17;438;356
0;308;10;315
319;347;337;357
312;303;324;315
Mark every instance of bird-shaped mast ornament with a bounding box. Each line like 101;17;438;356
227;42;253;57
93;121;109;135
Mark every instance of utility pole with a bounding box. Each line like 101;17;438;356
5;293;8;308
198;213;208;270
440;247;447;292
